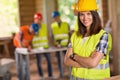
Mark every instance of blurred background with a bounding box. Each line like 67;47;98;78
0;0;120;79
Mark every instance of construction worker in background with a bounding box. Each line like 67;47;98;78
13;23;39;51
32;13;53;79
64;0;112;79
51;11;70;77
72;3;78;32
13;23;39;80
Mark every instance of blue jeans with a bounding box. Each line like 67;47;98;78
36;53;52;77
56;50;66;77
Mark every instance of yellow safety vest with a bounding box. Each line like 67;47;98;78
32;23;49;49
71;29;112;79
51;22;69;47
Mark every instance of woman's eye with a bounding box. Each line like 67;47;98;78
79;13;84;16
87;12;91;15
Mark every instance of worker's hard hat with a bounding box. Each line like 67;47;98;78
72;3;78;10
77;0;98;11
31;23;39;34
34;13;42;20
52;11;60;18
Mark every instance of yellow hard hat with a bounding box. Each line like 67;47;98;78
77;0;98;11
72;3;78;10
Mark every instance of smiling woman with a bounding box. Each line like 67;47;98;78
64;0;112;80
58;0;102;31
0;0;19;37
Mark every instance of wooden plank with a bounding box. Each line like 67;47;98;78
18;0;35;25
0;41;11;57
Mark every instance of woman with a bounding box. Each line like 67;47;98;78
64;0;112;79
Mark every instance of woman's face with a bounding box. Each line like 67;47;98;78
79;11;93;29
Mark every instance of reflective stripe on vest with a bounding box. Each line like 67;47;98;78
33;42;48;48
51;22;69;46
71;29;112;79
95;62;109;69
33;37;47;41
32;23;49;48
61;39;68;43
61;39;68;46
54;34;68;39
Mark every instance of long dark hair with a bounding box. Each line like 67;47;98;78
77;11;102;37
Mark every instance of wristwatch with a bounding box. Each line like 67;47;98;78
68;43;72;48
70;54;75;61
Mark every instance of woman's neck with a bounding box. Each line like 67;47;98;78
84;31;90;37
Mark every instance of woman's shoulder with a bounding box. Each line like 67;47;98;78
100;29;112;38
71;31;82;38
72;31;77;36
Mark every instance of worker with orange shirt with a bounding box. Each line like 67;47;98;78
13;23;39;50
13;23;39;80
